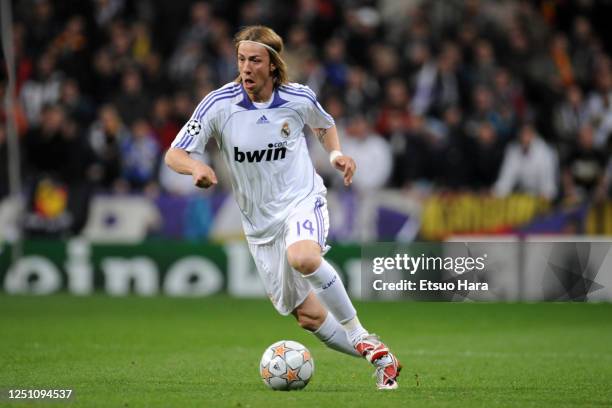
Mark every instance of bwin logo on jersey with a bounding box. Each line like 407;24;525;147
234;143;287;163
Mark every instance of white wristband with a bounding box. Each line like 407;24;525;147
329;150;343;165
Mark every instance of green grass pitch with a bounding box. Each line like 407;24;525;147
1;295;611;407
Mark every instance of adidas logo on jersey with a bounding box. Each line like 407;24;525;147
234;143;287;163
256;115;269;124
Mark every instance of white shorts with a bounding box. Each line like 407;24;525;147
248;194;330;315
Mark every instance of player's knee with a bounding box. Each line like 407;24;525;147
287;251;321;274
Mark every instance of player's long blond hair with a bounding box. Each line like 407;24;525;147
234;25;289;87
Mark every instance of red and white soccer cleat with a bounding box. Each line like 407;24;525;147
374;352;402;390
354;333;389;363
354;334;402;389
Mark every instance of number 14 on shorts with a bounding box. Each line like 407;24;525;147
296;219;315;236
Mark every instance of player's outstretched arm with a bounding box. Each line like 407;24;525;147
165;147;218;188
313;125;356;186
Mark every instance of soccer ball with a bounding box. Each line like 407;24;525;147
259;340;314;391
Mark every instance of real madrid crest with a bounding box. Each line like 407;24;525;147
281;122;290;138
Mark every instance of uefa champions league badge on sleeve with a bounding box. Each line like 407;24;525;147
186;119;202;136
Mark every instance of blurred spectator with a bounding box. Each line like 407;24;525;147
23;0;61;58
470;121;504;190
322;37;349;91
375;78;410;137
168;39;204;85
131;21;153;65
284;25;315;82
214;38;239;85
59;78;95;127
88;105;128;190
585;64;612;149
342;6;380;66
412;42;462;117
492;67;526;124
112;68;150;126
456;22;479;67
238;1;270;28
20;52;63;126
120;119;160;192
24;104;68;178
341;114;392;191
57;117;95;233
469;39;498;87
57;118;95;186
296;0;341;48
553;85;590;159
141;52;169;97
438;106;472;189
393;6;431;56
369;43;401;84
503;21;533;81
404;41;433;84
49;15;90;86
297;52;326;96
410;42;438;116
549;33;575;89
177;1;213;47
192;71;216;102
151;97;180;151
94;0;125;27
91;48;119;104
562;124;608;205
467;83;516;141
344;67;379;117
494;123;558;200
570;16;597;87
106;20;136;71
173;91;195;124
391;115;434;187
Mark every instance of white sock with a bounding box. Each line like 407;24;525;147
312;313;360;357
342;316;368;346
303;259;357;324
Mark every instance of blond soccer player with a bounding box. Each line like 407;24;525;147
165;25;401;389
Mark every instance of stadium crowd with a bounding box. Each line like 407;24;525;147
1;0;611;209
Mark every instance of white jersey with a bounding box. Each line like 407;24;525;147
171;82;335;244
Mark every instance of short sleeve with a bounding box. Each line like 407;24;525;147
299;85;335;129
170;84;239;153
171;116;212;153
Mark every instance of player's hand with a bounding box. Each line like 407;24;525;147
192;163;218;188
333;155;356;186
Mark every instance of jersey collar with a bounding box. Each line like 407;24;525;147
237;84;288;110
